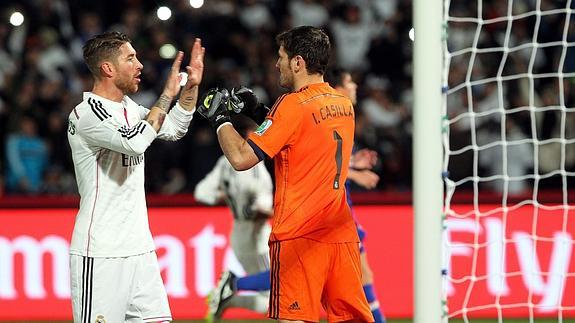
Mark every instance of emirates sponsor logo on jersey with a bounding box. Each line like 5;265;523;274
122;153;144;167
255;119;272;136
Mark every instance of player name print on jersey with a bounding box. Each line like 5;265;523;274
312;103;353;124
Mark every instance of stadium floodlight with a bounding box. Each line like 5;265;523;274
9;11;24;26
189;0;204;9
156;6;172;21
159;43;177;59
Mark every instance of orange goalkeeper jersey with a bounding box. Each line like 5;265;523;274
248;82;358;243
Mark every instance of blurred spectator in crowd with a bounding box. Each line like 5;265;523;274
239;0;274;32
288;0;329;28
69;12;103;63
0;25;17;87
361;76;402;130
36;27;76;82
330;3;380;72
4;115;48;194
478;117;534;195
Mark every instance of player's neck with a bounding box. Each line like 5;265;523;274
293;73;324;92
92;81;124;103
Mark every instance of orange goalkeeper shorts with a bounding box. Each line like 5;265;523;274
268;238;374;322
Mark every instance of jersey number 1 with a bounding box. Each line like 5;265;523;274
333;130;342;189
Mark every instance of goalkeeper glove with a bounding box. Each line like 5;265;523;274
230;86;270;125
197;88;233;130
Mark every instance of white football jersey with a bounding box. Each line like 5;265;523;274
194;155;273;273
68;92;194;257
194;156;273;220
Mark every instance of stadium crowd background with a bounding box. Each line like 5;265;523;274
0;0;572;197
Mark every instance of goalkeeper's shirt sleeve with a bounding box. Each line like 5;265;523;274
248;94;302;159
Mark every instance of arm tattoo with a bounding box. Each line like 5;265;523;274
181;96;195;107
154;94;172;113
179;86;198;111
158;112;166;125
145;108;167;130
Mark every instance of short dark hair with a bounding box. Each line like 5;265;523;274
83;31;131;78
324;66;347;88
276;26;331;75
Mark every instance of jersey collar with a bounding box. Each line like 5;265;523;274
295;82;329;93
83;92;130;111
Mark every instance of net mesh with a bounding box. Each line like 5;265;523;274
442;0;575;321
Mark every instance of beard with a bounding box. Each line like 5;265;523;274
115;75;138;94
279;72;294;90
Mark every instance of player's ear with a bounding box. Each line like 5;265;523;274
292;55;303;73
100;61;115;78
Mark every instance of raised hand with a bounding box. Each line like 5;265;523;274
160;50;185;104
184;38;205;89
230;87;258;113
180;38;206;111
229;86;270;124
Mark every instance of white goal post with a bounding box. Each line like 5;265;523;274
413;0;444;323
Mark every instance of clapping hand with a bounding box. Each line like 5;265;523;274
179;38;205;111
229;86;270;124
197;88;233;129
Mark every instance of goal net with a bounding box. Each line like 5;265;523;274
442;0;575;321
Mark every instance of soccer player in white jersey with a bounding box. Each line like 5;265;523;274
194;120;273;321
67;31;204;323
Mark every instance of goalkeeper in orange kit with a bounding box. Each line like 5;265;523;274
198;26;374;323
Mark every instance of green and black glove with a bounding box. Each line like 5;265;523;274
197;88;233;130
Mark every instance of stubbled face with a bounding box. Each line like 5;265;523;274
339;73;358;105
276;45;294;90
113;42;143;94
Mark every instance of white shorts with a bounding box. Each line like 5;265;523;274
231;219;271;274
70;251;171;323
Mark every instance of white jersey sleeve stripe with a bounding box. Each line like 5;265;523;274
95;99;112;118
88;101;106;121
88;98;112;121
118;122;146;139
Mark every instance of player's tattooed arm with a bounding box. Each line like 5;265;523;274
179;85;198;111
154;93;173;113
145;107;167;132
145;93;173;131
